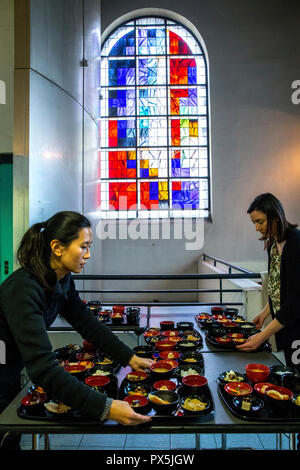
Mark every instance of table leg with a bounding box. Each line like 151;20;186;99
289;433;296;450
221;434;227;450
32;433;39;450
44;434;50;450
195;434;200;450
276;433;282;450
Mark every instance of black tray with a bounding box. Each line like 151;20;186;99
217;380;300;422
206;334;271;353
97;314;141;328
17;404;90;421
145;328;203;350
118;368;213;420
151;386;214;420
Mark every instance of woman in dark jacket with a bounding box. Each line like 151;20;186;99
0;211;153;448
237;193;300;370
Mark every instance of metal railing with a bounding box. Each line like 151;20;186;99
49;255;261;332
72;254;261;307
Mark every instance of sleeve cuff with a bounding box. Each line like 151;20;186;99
99;397;113;421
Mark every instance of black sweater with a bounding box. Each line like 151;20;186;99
0;268;134;419
268;227;300;351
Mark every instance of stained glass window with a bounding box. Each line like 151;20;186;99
100;17;210;218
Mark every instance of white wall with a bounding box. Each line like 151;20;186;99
13;0;102;283
98;0;300;302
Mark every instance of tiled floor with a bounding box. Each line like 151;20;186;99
20;432;292;450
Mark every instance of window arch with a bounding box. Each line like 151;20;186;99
99;16;210;219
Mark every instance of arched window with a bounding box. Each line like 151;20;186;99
100;16;210;219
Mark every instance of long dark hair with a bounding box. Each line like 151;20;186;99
247;193;298;248
17;211;91;289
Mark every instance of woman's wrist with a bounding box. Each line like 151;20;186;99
99;397;113;421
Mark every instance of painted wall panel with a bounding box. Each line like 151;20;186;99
29;71;83;223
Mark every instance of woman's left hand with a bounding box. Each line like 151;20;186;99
129;354;154;371
236;332;266;352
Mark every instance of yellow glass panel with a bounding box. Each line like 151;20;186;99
159;190;168;200
140;159;149;168
159;181;168;191
149;168;158;177
189;120;198;137
127;151;136;160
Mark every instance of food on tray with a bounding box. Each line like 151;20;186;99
44;401;72;414
225;383;252;396
128;386;148;396
183;397;207;411
260;384;272;393
266;389;290;400
127;373;145;381
294;396;300;406
215;336;231;343
93;370;111;376
152;367;169;373
233;338;247;344
180;368;200;377
77;352;94;360
149;394;170;405
65;364;86;373
131;399;143;407
22;387;46;406
249;368;266;373
164;360;178;368
223;370;244;382
78;361;94;368
239;397;253;411
98;357;113;365
163;352;177;359
185;335;199;341
183;357;198;363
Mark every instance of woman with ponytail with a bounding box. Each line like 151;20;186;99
0;211;153;449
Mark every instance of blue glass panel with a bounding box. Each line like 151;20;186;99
138;57;166;85
150;182;159;199
140;169;149;177
109;90;135;117
180;168;190;177
138;28;165;55
109;30;135;56
172;159;181;168
188;67;197;84
127;160;136;169
109;60;135;86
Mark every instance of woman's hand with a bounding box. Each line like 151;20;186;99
252;311;269;330
236;332;266;352
128;354;154;371
107;399;152;426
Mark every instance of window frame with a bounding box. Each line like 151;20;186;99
99;15;211;221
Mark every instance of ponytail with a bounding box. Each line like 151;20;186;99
17;211;91;290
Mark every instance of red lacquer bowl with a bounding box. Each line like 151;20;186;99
224;382;253;396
